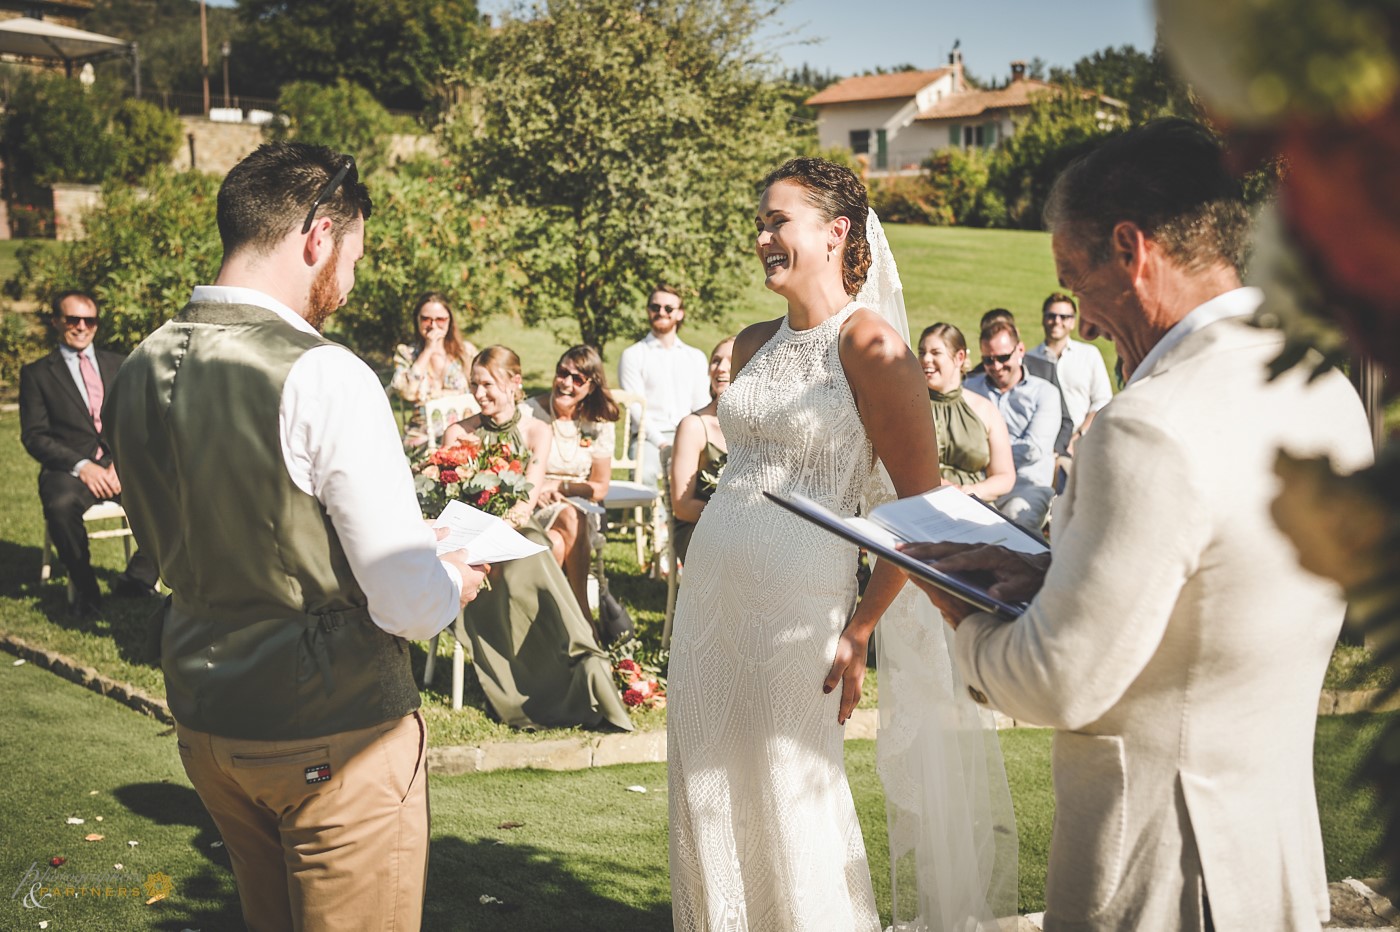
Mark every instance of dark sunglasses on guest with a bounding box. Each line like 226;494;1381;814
1044;312;1076;321
647;303;680;315
983;352;1017;365
301;156;371;234
62;316;98;329
555;368;590;386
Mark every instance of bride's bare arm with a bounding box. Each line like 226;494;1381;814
821;308;941;723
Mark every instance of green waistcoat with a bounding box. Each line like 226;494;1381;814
109;301;419;740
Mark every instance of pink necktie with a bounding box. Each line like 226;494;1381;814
78;352;103;434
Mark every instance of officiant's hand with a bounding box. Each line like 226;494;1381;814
899;542;1050;626
440;549;490;606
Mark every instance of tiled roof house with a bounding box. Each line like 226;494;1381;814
807;55;1123;173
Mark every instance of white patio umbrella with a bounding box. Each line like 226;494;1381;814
0;17;140;94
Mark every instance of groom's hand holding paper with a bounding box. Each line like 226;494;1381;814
432;501;547;606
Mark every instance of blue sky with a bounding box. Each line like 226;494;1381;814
213;0;1159;80
757;0;1158;79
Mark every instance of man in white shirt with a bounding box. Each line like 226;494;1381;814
964;320;1061;530
904;119;1372;932
109;143;488;931
617;285;710;487
1028;292;1113;450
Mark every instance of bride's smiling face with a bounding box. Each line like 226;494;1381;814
755;180;842;294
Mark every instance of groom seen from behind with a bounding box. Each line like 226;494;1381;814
905;120;1373;931
108;142;489;931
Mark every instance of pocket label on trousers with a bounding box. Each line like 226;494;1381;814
304;763;332;784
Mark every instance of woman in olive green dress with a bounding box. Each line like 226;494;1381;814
917;323;1016;501
441;346;632;731
669;336;734;564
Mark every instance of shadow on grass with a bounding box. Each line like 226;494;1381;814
426;835;671;930
113;781;244;931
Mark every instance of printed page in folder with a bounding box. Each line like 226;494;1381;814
869;486;1048;556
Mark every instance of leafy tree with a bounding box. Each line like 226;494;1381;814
331;156;520;368
0;74;182;204
1048;42;1197;122
236;0;483;112
987;91;1121;229
0;74;117;202
444;0;799;349
268;79;405;174
87;0;243;100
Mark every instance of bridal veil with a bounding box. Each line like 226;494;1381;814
856;210;1020;931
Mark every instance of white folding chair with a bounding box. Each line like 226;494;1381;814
40;501;135;604
422;610;470;710
420;393;479;451
605;389;660;566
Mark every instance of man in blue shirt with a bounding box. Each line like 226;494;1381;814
965;319;1061;530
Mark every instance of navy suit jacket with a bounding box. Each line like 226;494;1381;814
19;346;127;474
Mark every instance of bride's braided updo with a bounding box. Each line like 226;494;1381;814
761;157;872;296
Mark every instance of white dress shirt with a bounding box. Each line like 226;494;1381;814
964;370;1061;488
1028;339;1113;430
617;332;710;446
60;344;102;476
189;286;462;640
1127;286;1262;387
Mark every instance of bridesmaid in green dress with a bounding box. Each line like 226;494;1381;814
917;324;1016;501
442;346;632;731
669;336;734;563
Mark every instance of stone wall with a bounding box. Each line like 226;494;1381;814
171;116;440;176
51;183;102;241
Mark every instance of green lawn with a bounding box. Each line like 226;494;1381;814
463;224;1107;386
0;657;1385;929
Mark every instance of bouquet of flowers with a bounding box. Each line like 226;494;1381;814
609;638;667;710
411;435;533;519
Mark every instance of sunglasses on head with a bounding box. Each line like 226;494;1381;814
62;315;98;329
556;368;590;386
983;352;1017;366
301;156;367;234
647;303;680;315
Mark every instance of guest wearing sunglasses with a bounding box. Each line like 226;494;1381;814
525;345;620;622
965;318;1061;531
19;290;161;618
1027;292;1113;452
389;291;479;446
616;284;710;490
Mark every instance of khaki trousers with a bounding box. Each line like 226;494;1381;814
176;711;429;932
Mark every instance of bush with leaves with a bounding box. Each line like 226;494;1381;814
5;170;222;352
331;156;519;368
1;74;117;203
924;148;1007;228
268;79;409;175
867;175;952;226
0;73;182;208
445;0;798;350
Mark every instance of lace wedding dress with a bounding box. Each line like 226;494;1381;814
668;300;882;932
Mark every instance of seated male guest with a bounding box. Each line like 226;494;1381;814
19;291;158;616
964;319;1061;531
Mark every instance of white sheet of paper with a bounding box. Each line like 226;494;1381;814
870;486;1048;556
565;496;607;516
432;500;548;563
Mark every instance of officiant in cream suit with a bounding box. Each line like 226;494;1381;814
905;120;1373;931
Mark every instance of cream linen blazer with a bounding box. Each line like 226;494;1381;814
953;317;1374;931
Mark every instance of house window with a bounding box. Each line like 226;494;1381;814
948;124;961;148
849;129;871;156
875;129;887;170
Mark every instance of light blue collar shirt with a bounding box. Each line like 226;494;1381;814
964;369;1061;487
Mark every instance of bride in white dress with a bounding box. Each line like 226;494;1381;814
668;158;1017;931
